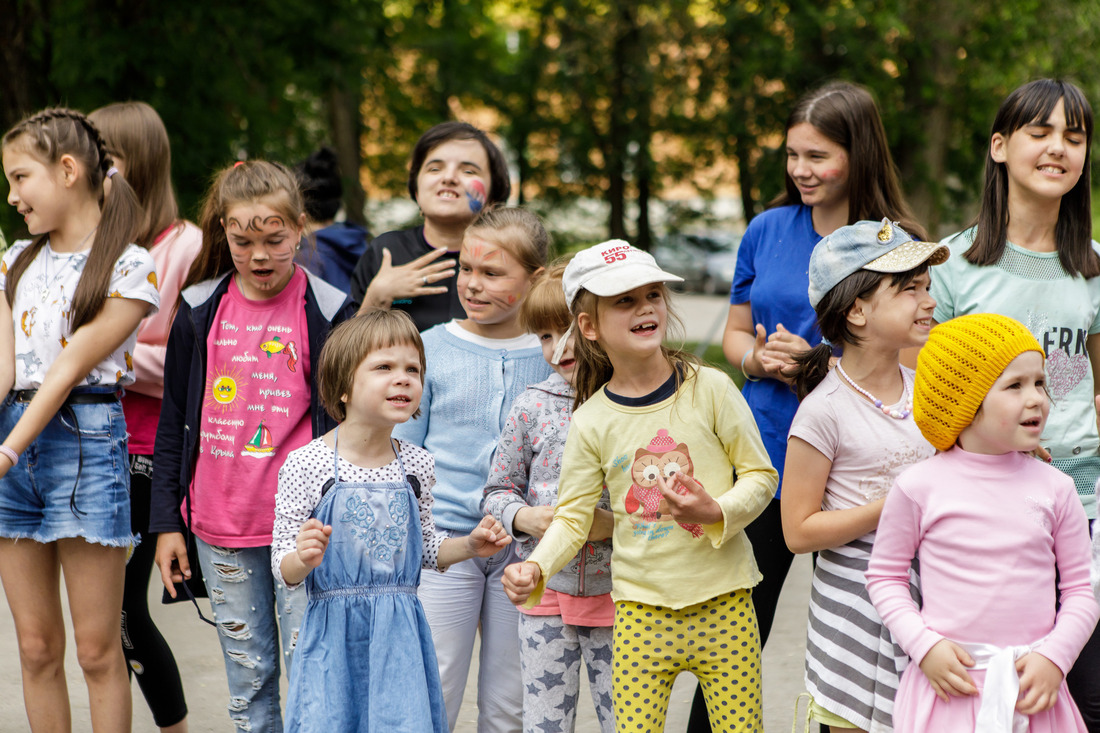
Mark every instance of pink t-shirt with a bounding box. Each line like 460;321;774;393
521;589;615;627
189;267;312;547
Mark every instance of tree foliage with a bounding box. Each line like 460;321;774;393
3;0;1100;241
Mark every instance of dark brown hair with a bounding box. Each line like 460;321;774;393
773;82;927;240
789;263;929;400
2;108;141;330
89;101;179;247
571;283;699;410
964;79;1097;277
318;308;426;422
407;121;511;206
184;160;304;291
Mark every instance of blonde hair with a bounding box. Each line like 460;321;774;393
463;207;550;274
570;284;697;409
318;309;426;422
519;260;570;334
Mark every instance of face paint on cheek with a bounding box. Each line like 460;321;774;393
819;169;844;182
507;294;517;304
466;179;486;213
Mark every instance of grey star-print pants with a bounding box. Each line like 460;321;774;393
519;614;615;733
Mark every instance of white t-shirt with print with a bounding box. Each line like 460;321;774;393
0;239;159;389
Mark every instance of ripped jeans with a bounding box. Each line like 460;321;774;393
195;538;306;733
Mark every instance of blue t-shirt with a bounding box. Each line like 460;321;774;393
730;204;822;491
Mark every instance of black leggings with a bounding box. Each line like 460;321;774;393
123;454;188;728
687;497;794;732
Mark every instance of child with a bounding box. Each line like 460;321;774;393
90;99;201;733
929;78;1100;727
866;313;1100;732
782;219;948;732
394;206;551;730
150;161;357;732
350;121;511;330
503;240;779;733
0;108;158;730
271;309;512;732
481;262;616;733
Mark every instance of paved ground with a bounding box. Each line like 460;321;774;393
0;295;817;732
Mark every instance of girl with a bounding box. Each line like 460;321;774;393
481;263;616;733
867;313;1100;732
782;219;947;732
929;78;1100;728
271;309;511;732
350;121;511;331
503;240;779;733
90;99;201;733
394;206;550;731
0;108;159;730
717;86;927;727
150;161;357;733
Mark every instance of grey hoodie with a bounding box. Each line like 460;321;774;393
481;373;613;596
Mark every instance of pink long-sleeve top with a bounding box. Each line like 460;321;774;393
123;221;203;453
867;447;1099;676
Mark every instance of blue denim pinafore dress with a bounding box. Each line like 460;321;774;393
285;431;448;732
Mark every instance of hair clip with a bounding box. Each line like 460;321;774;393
234;161;245;168
105;167;119;179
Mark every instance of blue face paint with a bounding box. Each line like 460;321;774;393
466;179;486;213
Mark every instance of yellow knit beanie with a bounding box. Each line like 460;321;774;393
914;313;1044;451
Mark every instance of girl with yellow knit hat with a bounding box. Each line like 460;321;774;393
782;218;948;732
867;313;1100;733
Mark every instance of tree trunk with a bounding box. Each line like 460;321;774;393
327;84;368;227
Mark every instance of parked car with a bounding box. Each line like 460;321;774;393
652;236;709;292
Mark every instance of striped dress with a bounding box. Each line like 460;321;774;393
789;367;933;731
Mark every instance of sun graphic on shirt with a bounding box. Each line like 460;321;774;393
203;364;248;412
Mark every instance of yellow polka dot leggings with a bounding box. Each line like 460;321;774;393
613;589;761;732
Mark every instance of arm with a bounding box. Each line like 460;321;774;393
780;437;885;554
280;519;332;587
481;399;541;540
521;427;607;606
1087;334;1100;436
437;515;511;569
271;455;324;587
0;296;148;474
866;482;944;666
0;297;15;398
701;379;778;548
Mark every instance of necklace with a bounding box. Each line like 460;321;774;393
41;228;95;303
835;361;912;419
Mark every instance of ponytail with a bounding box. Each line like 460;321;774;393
2;108;141;330
789;343;834;401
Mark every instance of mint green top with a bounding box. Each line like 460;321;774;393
931;228;1100;518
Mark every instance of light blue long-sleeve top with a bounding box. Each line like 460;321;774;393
395;323;552;532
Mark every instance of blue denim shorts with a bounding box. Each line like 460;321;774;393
0;388;132;546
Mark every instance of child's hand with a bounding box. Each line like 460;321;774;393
514;505;555;539
295;518;333;570
588;508;614;541
918;639;978;701
467;514;512;557
1015;652;1063;714
502;561;542;605
155;532;191;598
656;471;722;525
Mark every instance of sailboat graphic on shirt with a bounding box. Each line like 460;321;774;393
241;420;277;459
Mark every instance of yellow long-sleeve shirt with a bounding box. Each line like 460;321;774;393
526;366;778;610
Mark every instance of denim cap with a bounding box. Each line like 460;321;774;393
807;218;949;308
552;240;683;363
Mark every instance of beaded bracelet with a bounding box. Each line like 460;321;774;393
0;445;19;466
740;349;761;382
